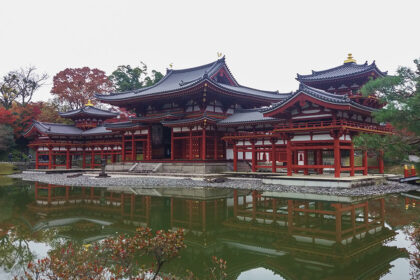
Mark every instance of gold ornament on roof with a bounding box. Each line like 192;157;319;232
344;53;356;64
217;52;222;58
169;63;173;69
85;100;94;107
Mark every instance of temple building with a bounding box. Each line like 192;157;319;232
25;54;392;177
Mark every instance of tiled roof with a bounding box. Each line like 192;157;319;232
263;84;377;113
161;113;221;126
95;57;285;102
59;106;118;119
27;121;114;137
104;121;139;129
296;61;387;82
217;108;278;126
32;121;83;136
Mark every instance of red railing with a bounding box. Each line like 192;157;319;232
273;119;393;133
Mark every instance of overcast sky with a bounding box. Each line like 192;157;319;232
0;0;419;102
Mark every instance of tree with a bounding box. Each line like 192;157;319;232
51;67;113;110
0;74;18;109
0;125;14;152
11;67;48;106
354;58;420;164
109;62;163;92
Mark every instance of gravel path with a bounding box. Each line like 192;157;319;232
10;172;420;197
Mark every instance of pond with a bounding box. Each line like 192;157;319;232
0;178;419;279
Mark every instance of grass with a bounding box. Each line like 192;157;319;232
0;163;19;175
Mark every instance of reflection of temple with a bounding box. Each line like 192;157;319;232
28;183;405;279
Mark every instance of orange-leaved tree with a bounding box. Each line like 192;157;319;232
51;67;113;110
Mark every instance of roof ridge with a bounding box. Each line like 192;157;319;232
299;84;349;100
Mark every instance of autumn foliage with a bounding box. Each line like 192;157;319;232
51;67;113;110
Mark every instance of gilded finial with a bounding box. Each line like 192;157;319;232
85;99;94;107
169;63;173;69
217;52;222;58
344;53;356;64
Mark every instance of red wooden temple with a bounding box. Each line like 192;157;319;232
25;54;391;177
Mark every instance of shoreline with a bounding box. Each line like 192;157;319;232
9;172;420;197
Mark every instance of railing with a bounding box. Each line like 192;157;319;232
274;120;393;133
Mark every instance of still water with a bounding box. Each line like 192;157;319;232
0;178;419;279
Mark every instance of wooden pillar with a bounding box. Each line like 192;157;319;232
91;148;95;169
363;150;368;175
111;146;116;163
303;149;308;175
171;128;174;160
48;146;53;169
286;140;292;176
214;131;218;160
378;150;384;174
251;140;256;172
201;125;206;160
121;133;126;161
189;128;193;160
82;149;86;169
333;137;341;178
147;126;152;160
35;149;39;169
317;149;323;174
350;143;355;176
233;141;238;172
271;139;276;173
66;147;71;169
131;133;135;161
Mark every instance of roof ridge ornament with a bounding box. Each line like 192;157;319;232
85;100;94;107
344;53;356;64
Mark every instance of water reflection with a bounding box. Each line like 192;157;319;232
1;181;419;279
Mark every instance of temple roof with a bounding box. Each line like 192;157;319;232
95;57;285;103
263;84;377;114
59;106;118;119
25;121;113;137
217;108;278;126
296;60;387;83
161;113;221;126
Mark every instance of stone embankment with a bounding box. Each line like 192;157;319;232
9;172;420;197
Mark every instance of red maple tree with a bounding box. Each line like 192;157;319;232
51;67;113;110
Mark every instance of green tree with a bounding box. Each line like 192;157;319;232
355;58;420;163
0;124;14;152
109;62;163;92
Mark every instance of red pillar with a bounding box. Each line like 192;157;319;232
271;140;276;173
214;131;218;160
66;147;71;169
333;137;341;178
363;150;368;175
201;125;206;160
48;146;52;169
82;149;86;169
350;143;355;176
121;133;126;161
171;128;174;160
286;140;292;176
233;141;238;172
147;126;152;160
317;149;323;174
304;149;309;175
35;149;39;169
251;140;257;172
189;128;193;160
378;150;384;174
91;148;95;169
131;133;136;161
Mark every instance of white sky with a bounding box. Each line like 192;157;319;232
0;0;419;102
